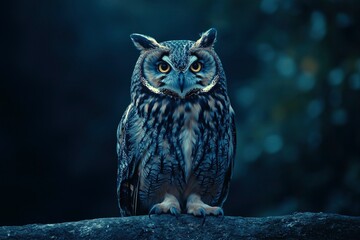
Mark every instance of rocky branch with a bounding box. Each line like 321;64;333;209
1;212;359;240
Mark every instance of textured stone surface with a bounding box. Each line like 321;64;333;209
1;212;359;240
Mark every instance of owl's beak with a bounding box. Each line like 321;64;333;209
159;72;202;99
178;72;185;93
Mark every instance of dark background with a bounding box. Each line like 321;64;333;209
1;0;360;225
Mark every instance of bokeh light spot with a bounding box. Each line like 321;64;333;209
260;0;279;14
309;11;327;40
297;72;315;91
328;68;344;86
276;55;296;77
307;99;324;119
349;73;360;90
264;134;284;154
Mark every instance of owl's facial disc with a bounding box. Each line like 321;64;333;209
142;50;218;99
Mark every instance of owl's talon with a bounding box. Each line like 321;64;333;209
217;208;225;221
170;206;180;218
148;193;181;217
215;207;224;217
186;193;225;220
148;204;160;218
199;208;206;225
199;207;206;217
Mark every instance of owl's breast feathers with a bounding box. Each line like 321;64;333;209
117;89;235;215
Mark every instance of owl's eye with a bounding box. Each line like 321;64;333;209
190;61;202;73
158;62;171;73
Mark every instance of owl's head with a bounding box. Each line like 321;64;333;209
130;28;225;99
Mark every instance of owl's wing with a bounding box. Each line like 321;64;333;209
116;103;139;216
218;106;237;206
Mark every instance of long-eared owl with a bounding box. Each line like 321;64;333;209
117;28;236;217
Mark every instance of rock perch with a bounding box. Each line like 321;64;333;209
1;212;359;239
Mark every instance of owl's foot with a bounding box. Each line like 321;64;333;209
148;193;181;218
186;194;224;217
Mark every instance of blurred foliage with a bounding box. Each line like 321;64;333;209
1;0;359;225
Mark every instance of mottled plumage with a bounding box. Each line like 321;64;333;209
116;28;236;217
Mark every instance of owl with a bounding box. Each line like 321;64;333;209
116;28;236;218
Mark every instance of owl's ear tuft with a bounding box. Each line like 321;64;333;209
130;33;161;51
194;28;217;48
